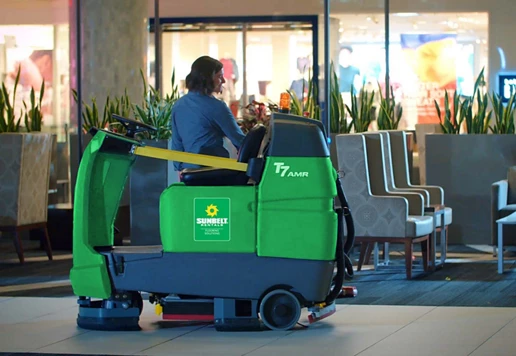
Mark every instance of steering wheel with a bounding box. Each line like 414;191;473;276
112;114;158;138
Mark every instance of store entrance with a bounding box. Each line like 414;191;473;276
150;16;318;117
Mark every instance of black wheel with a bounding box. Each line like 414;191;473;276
259;289;301;331
132;292;143;316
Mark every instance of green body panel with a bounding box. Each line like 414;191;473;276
160;184;257;253
70;131;136;299
257;157;337;261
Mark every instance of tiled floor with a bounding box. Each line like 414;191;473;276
1;296;516;355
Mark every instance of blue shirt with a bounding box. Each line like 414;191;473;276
171;91;246;170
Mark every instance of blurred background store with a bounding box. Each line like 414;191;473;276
0;0;508;205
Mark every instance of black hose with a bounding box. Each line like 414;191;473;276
336;177;355;279
324;177;356;304
324;206;345;305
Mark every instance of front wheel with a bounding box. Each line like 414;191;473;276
259;289;301;331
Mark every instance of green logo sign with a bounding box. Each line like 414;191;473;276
194;198;231;241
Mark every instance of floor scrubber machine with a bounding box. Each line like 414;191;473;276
70;112;355;331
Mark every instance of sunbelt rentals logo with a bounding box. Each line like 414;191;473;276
194;198;230;241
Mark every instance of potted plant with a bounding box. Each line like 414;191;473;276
287;67;321;121
0;67;53;260
238;100;277;134
425;67;516;245
345;86;375;133
129;69;180;246
377;85;403;131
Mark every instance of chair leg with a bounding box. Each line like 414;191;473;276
364;242;375;265
498;223;504;274
405;240;413;279
12;231;24;264
357;242;369;271
420;237;429;272
41;226;53;261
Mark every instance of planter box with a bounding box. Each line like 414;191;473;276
129;139;180;246
0;132;53;228
426;134;516;244
415;124;443;185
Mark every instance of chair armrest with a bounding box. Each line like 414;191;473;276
492;179;508;211
392;187;430;206
374;191;424;216
410;185;443;205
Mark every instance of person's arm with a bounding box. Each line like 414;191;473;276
171;113;184;170
214;101;246;150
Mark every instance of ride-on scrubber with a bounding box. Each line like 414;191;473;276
70;112;355;331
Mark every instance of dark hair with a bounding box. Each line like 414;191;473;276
185;56;223;95
340;45;353;53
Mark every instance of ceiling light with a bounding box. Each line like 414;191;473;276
394;13;419;17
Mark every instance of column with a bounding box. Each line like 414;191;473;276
69;0;148;129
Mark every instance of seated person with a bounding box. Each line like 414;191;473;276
171;56;246;171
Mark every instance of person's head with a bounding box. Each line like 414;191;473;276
185;56;225;95
339;45;353;67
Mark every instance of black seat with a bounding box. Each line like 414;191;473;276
180;124;267;186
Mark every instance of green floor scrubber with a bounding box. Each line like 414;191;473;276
70;112;355;331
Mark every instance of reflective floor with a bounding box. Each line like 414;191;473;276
1;296;516;355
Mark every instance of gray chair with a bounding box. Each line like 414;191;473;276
388;130;452;230
491;166;516;255
335;133;433;279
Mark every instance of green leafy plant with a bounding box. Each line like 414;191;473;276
345;87;375;133
23;80;45;132
0;67;23;133
287;67;321;121
329;62;353;133
377;85;402;130
72;90;114;133
461;67;491;134
489;91;516;134
107;90;132;134
434;68;491;134
134;69;179;140
434;89;462;134
72;89;134;134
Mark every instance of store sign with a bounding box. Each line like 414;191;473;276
498;73;516;103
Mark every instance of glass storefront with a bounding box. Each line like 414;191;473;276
0;24;70;141
150;18;316;118
0;0;513;207
0;1;501;135
335;11;488;129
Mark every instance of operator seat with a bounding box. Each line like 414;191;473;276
180;124;267;186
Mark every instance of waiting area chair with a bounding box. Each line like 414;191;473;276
491;166;516;256
335;133;432;279
0;133;53;263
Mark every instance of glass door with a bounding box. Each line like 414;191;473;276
153;17;317;118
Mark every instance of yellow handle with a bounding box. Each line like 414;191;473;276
133;145;248;172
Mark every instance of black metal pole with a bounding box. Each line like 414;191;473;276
154;0;161;93
76;0;83;162
385;0;390;100
324;0;330;141
242;24;248;107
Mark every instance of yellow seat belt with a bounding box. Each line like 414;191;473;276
133;145;248;172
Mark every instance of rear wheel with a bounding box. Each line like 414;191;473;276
132;292;143;315
259;289;301;331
